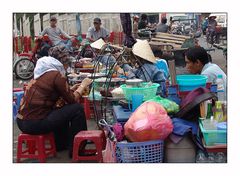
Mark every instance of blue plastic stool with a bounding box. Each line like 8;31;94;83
13;102;18;120
13;91;24;110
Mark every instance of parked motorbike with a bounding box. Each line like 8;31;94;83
137;28;156;40
13;37;48;80
13;36;80;80
171;23;201;38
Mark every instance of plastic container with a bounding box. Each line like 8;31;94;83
176;75;208;91
202;118;217;130
121;83;159;101
116;140;164;163
199;120;227;146
216;74;225;101
217;122;227;130
128;94;144;112
214;101;224;122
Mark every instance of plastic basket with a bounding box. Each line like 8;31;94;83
120;83;159;101
199;120;227;146
116;140;164;163
176;75;207;91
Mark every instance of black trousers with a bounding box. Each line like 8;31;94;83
17;103;87;152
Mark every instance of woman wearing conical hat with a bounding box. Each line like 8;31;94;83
89;38;119;68
121;40;166;94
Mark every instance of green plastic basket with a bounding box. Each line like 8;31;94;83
120;83;160;101
199;120;227;146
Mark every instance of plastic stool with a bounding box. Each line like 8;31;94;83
13;91;24;110
13;102;18;120
13;88;23;92
72;130;106;162
16;133;56;163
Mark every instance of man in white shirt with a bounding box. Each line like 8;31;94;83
184;47;226;90
86;18;109;42
39;16;74;51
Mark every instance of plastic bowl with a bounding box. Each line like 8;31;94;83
217;122;227;130
176;75;208;91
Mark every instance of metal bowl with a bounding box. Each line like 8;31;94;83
126;79;143;87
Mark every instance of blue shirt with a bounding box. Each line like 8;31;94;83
96;54;116;67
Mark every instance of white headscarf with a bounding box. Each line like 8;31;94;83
34;56;66;79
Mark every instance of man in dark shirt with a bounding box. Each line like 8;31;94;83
207;15;218;44
138;13;148;30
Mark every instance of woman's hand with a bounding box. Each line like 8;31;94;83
81;78;93;88
70;83;81;91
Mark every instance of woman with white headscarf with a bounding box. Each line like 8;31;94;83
16;46;93;158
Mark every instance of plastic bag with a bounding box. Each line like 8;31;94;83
124;102;173;142
102;138;117;163
147;96;179;114
112;123;124;142
88;87;102;101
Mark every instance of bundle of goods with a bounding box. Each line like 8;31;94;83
94;78;125;97
100;101;174;163
124;101;173;142
147;96;179;114
110;87;125;99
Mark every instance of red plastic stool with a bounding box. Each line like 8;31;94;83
13;88;23;92
72;130;106;163
16;133;56;163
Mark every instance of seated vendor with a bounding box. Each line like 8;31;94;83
120;40;166;94
89;39;166;94
16;45;93;157
184;47;226;90
90;38;116;68
86;18;109;42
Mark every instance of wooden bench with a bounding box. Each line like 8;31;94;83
151;38;184;45
149;41;181;48
150;32;194;51
149;32;195;67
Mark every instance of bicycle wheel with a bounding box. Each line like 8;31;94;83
14;57;35;80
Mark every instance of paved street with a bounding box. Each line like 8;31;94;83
12;35;227;163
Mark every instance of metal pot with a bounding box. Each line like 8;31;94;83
126;79;143;87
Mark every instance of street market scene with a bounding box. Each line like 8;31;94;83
12;12;227;163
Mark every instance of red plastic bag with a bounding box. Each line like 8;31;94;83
124;102;173;142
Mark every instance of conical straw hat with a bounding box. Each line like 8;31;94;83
132;40;156;63
90;38;106;49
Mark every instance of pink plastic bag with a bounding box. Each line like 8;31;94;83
102;138;117;163
124;102;173;142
